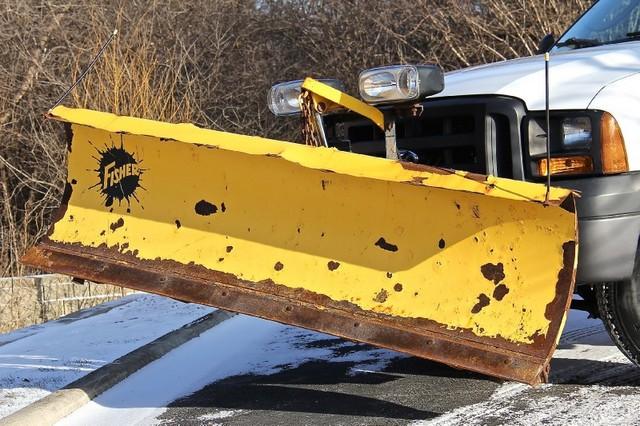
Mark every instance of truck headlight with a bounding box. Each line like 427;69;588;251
528;112;627;177
561;117;592;149
528;115;592;157
358;65;444;105
268;79;345;116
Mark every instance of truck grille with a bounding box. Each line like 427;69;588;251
325;96;527;179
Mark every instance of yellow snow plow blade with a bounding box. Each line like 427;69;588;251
22;106;578;385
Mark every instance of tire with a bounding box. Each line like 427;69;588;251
596;264;640;365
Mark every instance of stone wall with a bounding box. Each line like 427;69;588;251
0;275;136;333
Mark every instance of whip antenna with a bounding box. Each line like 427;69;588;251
49;29;118;112
544;52;551;204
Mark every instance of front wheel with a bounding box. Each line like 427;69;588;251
597;264;640;365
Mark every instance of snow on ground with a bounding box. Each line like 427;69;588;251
2;292;639;425
60;305;638;426
196;409;243;421
58;315;401;426
0;294;212;418
418;309;640;426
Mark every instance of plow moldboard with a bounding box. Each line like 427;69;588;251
22;106;578;384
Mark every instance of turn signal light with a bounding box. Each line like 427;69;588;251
538;156;594;176
600;112;628;174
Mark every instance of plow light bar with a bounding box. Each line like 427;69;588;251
358;64;444;105
268;79;345;116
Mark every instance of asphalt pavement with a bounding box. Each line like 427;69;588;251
157;338;500;425
154;314;640;426
56;308;640;426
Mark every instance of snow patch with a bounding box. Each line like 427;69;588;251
0;294;213;419
197;409;242;420
415;309;633;426
59;315;403;426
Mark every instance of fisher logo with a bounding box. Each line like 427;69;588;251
92;142;144;207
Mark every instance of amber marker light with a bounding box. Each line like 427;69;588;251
600;112;628;174
538;156;594;176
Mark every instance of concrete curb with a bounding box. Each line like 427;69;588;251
0;309;237;426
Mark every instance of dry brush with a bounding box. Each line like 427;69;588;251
0;0;590;276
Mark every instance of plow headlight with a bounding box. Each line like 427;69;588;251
268;79;345;116
358;65;444;105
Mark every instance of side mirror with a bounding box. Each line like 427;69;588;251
537;33;555;54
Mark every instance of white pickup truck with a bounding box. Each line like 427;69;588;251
269;0;640;365
431;0;640;365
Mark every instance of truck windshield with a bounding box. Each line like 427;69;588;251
554;0;640;51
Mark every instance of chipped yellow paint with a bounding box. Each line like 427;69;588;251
46;106;577;345
301;77;385;130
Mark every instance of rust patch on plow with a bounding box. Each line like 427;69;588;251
21;237;577;386
471;294;491;314
327;261;340;271
195;200;217;216
399;161;451;175
374;237;398;252
373;289;389;303
480;263;505;284
493;284;510;301
47;183;73;237
109;218;125;232
545;241;577;322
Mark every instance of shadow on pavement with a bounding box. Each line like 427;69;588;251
550;357;640;386
168;360;437;420
161;348;500;425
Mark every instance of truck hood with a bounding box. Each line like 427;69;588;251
432;41;640;111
